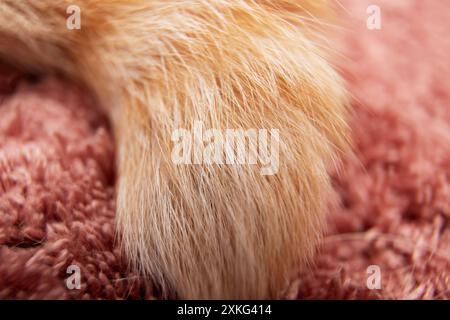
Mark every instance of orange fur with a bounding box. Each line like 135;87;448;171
0;0;348;299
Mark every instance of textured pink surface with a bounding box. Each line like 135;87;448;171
293;0;450;299
0;0;449;299
0;77;153;299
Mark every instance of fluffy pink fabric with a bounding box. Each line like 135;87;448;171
0;76;153;299
292;0;450;299
0;0;448;299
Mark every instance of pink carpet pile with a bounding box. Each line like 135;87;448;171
0;0;449;299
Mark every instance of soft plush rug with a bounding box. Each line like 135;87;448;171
0;0;448;299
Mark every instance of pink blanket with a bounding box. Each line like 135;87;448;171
0;0;448;299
